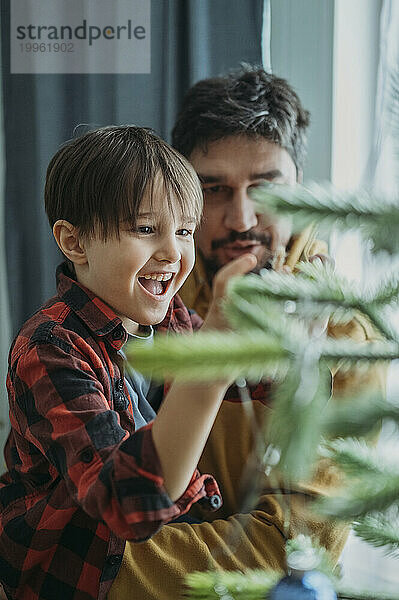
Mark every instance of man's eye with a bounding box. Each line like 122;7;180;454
203;185;225;195
176;228;193;237
137;226;154;234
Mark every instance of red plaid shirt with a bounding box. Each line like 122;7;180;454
0;263;220;600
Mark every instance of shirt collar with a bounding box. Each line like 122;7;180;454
56;261;127;350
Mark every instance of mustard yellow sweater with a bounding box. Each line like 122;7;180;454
108;228;386;600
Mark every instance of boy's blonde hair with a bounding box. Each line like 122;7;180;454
45;125;203;239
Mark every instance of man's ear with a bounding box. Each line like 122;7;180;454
53;220;88;265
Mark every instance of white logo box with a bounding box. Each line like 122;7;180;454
11;0;151;74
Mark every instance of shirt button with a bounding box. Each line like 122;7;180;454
80;448;94;463
116;378;124;391
112;327;124;341
209;494;222;510
107;554;122;566
114;391;129;411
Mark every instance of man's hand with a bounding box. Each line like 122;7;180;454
306;253;335;338
202;253;257;331
308;253;334;269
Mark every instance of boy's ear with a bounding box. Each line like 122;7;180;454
53;220;88;265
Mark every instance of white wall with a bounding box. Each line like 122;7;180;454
332;0;382;190
330;0;381;283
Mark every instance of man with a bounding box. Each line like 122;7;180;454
173;64;314;318
108;66;385;600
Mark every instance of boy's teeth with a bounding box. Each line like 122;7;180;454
142;273;173;282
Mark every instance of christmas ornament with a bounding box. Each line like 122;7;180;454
270;549;337;600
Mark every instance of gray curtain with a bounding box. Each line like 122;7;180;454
1;0;264;336
0;7;11;459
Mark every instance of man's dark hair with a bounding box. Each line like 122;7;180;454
172;64;310;172
45;125;202;240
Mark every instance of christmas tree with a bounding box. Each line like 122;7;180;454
126;70;399;599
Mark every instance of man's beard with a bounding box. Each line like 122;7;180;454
203;230;278;278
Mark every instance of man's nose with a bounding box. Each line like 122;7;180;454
154;235;181;264
224;191;258;232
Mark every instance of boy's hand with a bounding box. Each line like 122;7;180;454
202;253;257;331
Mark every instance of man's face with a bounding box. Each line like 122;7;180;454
189;135;297;273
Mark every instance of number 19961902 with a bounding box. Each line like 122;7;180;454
19;42;74;52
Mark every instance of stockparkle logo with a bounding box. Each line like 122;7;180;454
16;19;146;46
11;0;151;74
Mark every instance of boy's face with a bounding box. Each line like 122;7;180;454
76;186;196;334
189;135;296;274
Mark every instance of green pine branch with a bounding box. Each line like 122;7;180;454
301;261;399;313
322;394;394;438
320;439;391;477
183;568;399;600
228;265;358;307
353;511;399;556
224;291;309;345
321;338;399;363
184;569;280;599
370;272;399;306
359;304;399;342
125;330;290;382
386;68;399;170
319;480;399;521
184;536;335;599
126;321;397;386
318;439;399;518
251;183;399;254
336;588;399;600
229;267;399;341
266;359;331;480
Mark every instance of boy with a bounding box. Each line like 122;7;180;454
0;126;255;600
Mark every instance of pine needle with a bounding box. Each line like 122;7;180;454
353;511;399;556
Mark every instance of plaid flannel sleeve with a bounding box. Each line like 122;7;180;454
10;340;218;541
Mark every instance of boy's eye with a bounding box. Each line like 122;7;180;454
137;226;154;234
177;228;193;237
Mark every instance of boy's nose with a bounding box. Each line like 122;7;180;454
154;236;181;264
224;191;258;232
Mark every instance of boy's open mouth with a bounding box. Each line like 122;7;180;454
138;273;174;296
